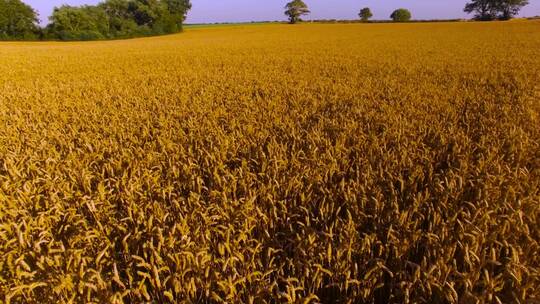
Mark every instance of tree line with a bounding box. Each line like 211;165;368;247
0;0;38;39
285;0;529;23
0;0;191;41
0;0;532;41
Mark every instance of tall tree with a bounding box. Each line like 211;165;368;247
0;0;39;39
284;0;310;24
464;0;528;20
495;0;529;20
464;0;498;20
359;7;373;22
128;0;165;27
47;5;109;40
165;0;192;23
99;0;138;36
390;9;412;22
160;0;192;33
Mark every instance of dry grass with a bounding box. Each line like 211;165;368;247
0;21;539;303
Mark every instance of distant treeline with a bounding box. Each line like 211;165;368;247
0;0;191;41
310;19;466;24
0;0;535;41
184;19;468;27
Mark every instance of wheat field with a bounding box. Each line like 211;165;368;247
0;21;539;303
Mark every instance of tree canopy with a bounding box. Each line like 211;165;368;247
45;0;191;40
284;0;310;24
464;0;529;20
359;7;373;21
390;9;412;22
0;0;39;40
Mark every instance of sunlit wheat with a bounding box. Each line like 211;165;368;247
0;21;539;303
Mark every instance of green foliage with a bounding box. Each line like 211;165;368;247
464;0;497;20
164;0;191;25
390;8;412;22
47;5;108;40
98;0;138;37
46;0;192;40
464;0;529;20
497;0;529;19
359;7;373;21
285;0;310;24
0;0;38;40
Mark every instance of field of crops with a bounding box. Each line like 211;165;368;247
1;21;539;303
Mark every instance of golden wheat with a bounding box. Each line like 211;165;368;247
0;21;539;303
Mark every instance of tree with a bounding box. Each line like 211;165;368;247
464;0;528;20
494;0;529;20
128;0;165;27
359;7;373;21
99;0;138;37
390;8;412;22
285;0;310;24
165;0;192;23
464;0;498;20
0;0;39;40
47;5;108;40
47;0;192;40
158;0;192;33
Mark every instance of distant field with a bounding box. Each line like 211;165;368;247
0;21;539;303
184;22;279;29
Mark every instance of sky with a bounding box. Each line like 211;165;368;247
26;0;540;25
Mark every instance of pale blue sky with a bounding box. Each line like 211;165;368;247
27;0;540;25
